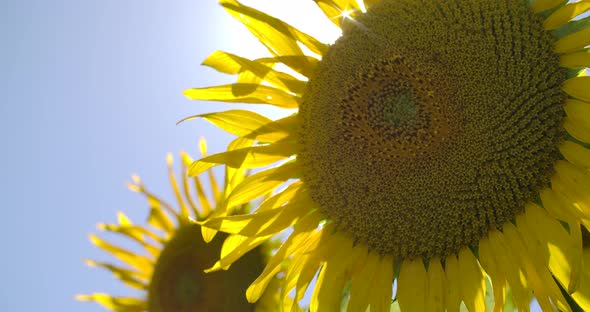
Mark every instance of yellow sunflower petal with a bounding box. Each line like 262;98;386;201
256;55;319;78
198;138;223;201
552;174;590;222
541;187;579;221
237;114;297;142
97;223;160;257
563;77;590;102
180;109;271;136
199;199;306;237
188;141;298;176
397;259;428;312
487;230;531;311
531;0;565;13
98;216;141;242
128;178;179;231
146;196;176;233
76;294;146;312
314;0;361;27
544;0;590;30
225;162;299;210
166;154;189;219
178;153;201;218
180;151;214;218
205;234;270;272
237;67;305;96
220;0;328;56
555;161;590;216
444;254;463;312
255;181;303;213
426;258;446;312
458;248;486;312
518;203;582;293
564;117;590;143
83;260;148;290
540;189;585;268
89;235;153;273
281;245;317;311
247;212;321;302
367;255;394;312
565;99;590;133
183;83;300;108
556;159;590;194
560;141;590;170
116;211;132;226
478;237;507;312
555;27;590;53
503;223;569;311
311;234;355;312
571;249;590;311
247;239;301;303
291;240;323;306
180;110;295;145
202;51;306;94
560;51;590;68
347;247;375;312
223;137;253;198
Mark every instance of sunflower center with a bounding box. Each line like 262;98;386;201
299;0;566;259
381;91;417;127
175;271;201;305
148;225;264;311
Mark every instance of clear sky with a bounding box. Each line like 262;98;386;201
1;0;336;311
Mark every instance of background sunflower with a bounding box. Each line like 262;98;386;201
77;148;282;311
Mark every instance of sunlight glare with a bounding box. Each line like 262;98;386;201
240;0;341;44
224;0;342;120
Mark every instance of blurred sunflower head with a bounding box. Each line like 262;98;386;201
77;142;282;312
185;0;590;311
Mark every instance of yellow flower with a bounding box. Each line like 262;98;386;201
77;143;281;312
185;0;590;311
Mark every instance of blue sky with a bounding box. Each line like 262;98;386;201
1;0;336;311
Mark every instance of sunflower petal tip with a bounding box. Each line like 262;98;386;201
181;88;193;98
567;267;581;294
199;137;208;156
126;182;141;192
83;258;97;267
245;287;259;304
166;153;174;166
187;164;199;177
75;294;89;301
203;262;224;273
201;226;218;243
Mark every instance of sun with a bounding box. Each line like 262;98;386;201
76;143;288;311
184;0;590;311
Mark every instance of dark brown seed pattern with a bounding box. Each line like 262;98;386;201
299;0;566;259
148;225;264;312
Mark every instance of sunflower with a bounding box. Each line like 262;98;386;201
77;143;282;312
184;0;590;311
